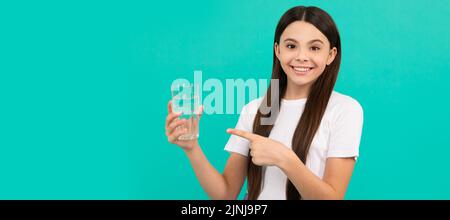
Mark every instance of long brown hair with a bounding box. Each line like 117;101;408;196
247;6;342;200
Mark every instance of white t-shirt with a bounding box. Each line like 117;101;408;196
224;91;364;200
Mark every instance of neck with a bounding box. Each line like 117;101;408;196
283;81;311;100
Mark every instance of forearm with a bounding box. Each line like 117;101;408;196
278;151;340;200
184;143;229;199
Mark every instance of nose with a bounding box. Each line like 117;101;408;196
295;48;309;62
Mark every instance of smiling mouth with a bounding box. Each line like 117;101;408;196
291;66;314;75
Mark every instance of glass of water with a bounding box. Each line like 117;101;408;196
170;82;200;141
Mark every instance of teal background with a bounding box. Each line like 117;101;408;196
0;0;449;199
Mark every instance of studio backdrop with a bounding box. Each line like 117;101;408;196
0;0;449;199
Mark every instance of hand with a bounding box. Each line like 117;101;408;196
165;100;203;151
226;128;291;167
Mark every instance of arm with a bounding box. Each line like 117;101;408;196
166;101;248;200
226;128;356;200
184;144;248;200
279;151;355;200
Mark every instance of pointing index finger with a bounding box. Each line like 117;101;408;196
226;128;260;141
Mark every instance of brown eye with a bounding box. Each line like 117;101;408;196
287;44;296;49
311;46;320;51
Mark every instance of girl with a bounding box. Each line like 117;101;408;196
165;6;363;200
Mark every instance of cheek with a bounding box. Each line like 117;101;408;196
311;54;329;69
278;48;296;63
313;66;326;77
279;59;294;74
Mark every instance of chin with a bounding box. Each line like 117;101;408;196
286;76;313;87
286;72;315;85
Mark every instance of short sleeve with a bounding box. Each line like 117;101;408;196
327;99;364;159
224;104;254;157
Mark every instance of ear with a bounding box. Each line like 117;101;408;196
274;42;280;60
326;47;337;65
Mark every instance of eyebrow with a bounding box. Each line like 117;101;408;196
283;38;324;44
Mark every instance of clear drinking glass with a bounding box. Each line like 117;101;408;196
170;83;200;140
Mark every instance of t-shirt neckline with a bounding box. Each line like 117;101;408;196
281;97;307;106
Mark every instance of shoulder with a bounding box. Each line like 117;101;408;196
328;91;363;114
240;96;264;115
328;91;363;111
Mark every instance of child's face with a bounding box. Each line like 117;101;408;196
275;21;337;89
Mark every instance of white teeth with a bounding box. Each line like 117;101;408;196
293;67;311;72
